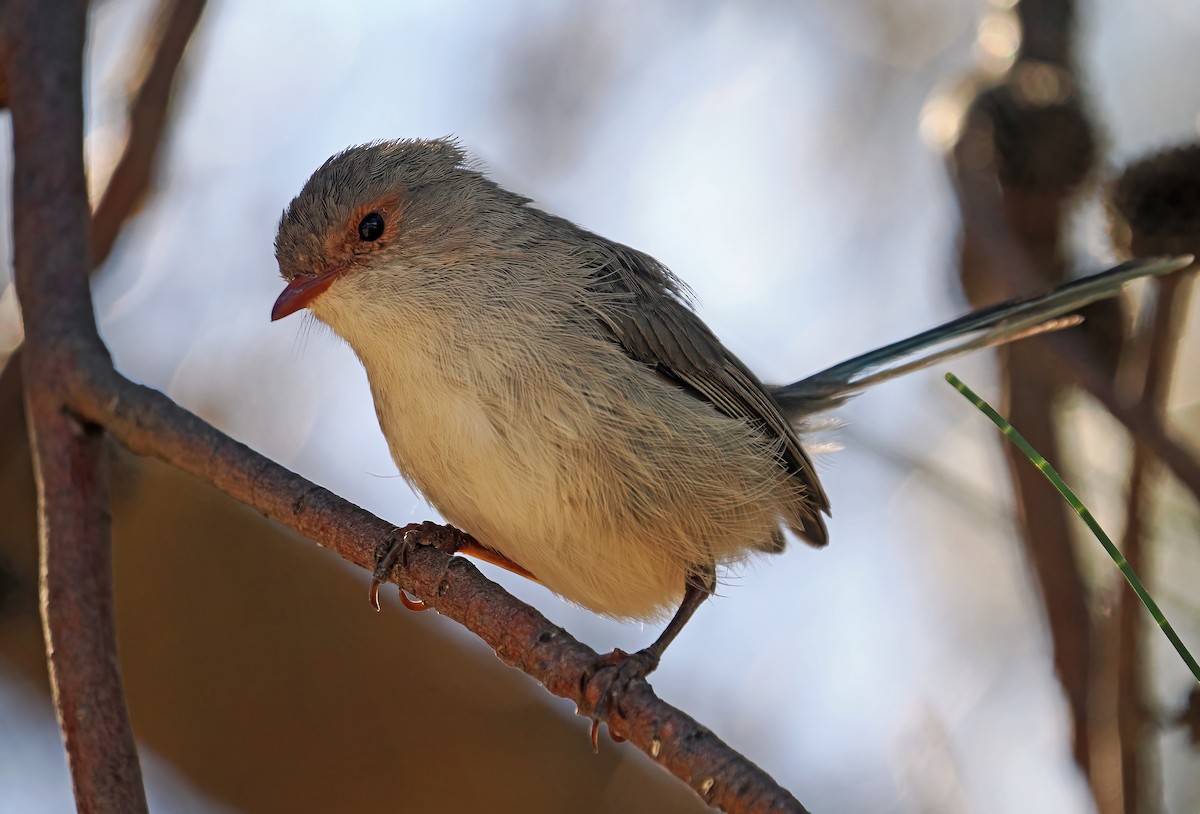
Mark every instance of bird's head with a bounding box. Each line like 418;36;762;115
271;138;521;323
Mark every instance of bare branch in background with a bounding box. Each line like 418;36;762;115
0;32;8;110
950;2;1107;797
1109;143;1200;814
951;130;1200;814
945;4;1200;811
1114;273;1189;814
91;0;208;269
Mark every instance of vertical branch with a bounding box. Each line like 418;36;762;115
25;394;145;814
948;134;1200;814
5;0;149;811
1116;274;1192;814
952;152;1111;806
1108;143;1200;814
952;76;1104;809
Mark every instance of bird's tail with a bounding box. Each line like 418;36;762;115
771;255;1195;417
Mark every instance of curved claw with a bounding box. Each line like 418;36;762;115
368;575;430;612
399;590;429;612
582;648;658;749
370;528;430;612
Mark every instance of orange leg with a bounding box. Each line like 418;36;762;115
369;522;537;611
454;538;537;581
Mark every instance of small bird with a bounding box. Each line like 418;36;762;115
272;138;1189;685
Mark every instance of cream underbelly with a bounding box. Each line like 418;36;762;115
367;348;795;621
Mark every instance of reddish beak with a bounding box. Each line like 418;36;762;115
271;269;339;321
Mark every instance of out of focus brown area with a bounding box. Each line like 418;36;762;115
0;393;705;813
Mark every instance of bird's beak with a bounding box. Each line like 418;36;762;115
271;269;339;321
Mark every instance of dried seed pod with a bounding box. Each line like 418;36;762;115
1109;142;1200;259
969;60;1097;195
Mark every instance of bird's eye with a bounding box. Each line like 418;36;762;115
358;212;385;241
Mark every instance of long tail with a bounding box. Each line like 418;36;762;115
770;255;1195;417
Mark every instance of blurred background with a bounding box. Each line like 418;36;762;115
2;0;1199;812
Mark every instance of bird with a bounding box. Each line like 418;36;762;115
271;137;1190;690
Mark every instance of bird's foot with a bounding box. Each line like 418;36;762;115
369;521;465;611
369;522;537;611
581;647;661;751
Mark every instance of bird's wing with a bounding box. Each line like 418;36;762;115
584;245;830;547
771;255;1195;416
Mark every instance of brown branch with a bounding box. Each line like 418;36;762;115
1014;0;1076;66
66;362;811;814
5;3;811;811
0;0;208;438
952;81;1099;789
0;29;8;109
90;0;208;269
1116;271;1194;814
24;388;145;814
950;154;1200;508
951;87;1200;814
5;0;148;811
1001;344;1095;770
949;12;1108;786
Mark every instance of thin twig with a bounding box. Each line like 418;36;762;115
947;373;1200;682
91;0;208;268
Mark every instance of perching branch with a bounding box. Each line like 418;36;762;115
5;3;810;812
66;317;812;814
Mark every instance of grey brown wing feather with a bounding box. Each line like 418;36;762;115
584;245;831;547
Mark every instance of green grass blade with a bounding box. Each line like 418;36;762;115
945;372;1200;684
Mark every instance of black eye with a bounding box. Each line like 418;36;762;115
358;212;385;241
